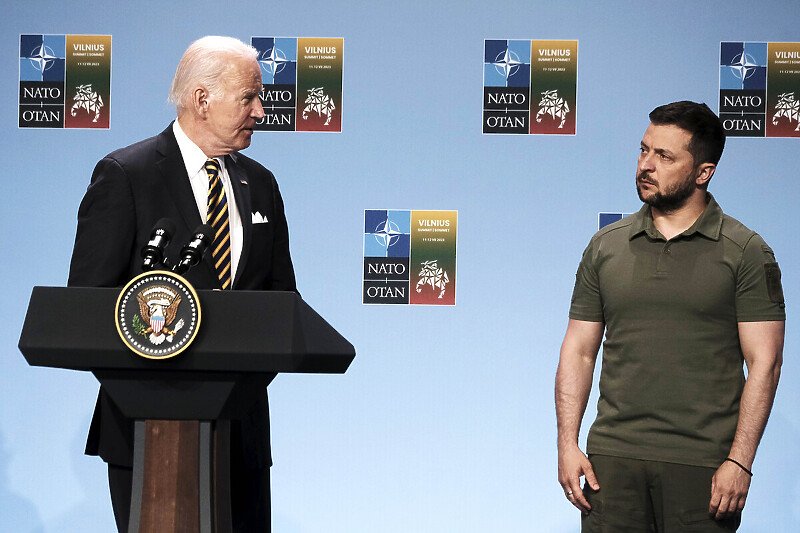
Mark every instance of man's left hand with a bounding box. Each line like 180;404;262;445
709;460;751;519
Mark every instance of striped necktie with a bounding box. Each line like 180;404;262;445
205;158;232;289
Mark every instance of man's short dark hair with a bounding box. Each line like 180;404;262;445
649;101;726;166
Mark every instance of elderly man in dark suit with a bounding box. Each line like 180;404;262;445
68;35;296;533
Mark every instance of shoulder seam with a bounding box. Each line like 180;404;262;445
733;232;757;279
595;218;633;239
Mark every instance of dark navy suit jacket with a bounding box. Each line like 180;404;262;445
68;123;297;468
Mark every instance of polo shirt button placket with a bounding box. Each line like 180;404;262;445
656;243;671;274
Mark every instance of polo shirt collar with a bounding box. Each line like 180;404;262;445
629;192;724;241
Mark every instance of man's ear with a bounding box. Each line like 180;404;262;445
695;162;716;186
191;86;210;118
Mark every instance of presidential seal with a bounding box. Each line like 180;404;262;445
115;270;201;359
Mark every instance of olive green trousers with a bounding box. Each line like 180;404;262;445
581;455;741;533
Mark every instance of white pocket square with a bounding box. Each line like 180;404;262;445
252;211;269;224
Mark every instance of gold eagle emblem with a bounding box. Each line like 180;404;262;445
135;285;184;344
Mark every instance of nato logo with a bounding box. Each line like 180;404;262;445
364;210;410;258
364;210;411;304
20;34;66;82
253;37;297;85
720;42;767;91
19;34;66;128
719;42;768;136
484;40;531;134
252;37;297;131
484;40;531;88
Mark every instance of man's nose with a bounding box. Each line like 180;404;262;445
251;99;265;119
638;153;655;172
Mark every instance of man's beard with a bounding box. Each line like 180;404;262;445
636;170;696;213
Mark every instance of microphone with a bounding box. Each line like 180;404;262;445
173;224;213;275
141;218;176;271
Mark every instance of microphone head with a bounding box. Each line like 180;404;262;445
193;224;213;245
153;218;177;239
173;224;215;275
141;217;177;270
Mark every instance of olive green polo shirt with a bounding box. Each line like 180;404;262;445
569;194;785;468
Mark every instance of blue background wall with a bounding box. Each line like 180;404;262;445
2;1;798;531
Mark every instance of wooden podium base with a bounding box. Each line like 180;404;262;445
129;420;232;533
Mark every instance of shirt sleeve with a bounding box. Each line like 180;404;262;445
736;233;786;322
569;238;605;322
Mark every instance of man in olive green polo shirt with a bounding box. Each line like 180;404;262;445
555;101;785;532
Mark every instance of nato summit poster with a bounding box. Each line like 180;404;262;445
719;41;800;138
252;36;343;132
19;34;111;129
483;39;577;135
363;210;457;305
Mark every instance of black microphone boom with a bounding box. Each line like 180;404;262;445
173;224;213;275
141;218;176;271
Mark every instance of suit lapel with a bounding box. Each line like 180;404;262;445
155;124;204;231
155;124;217;282
226;154;253;288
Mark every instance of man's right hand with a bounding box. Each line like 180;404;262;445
558;444;600;514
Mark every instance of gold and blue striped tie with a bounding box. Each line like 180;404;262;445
205;159;232;289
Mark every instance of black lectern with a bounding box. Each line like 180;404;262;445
19;287;355;533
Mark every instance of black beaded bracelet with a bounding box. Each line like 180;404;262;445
725;457;753;477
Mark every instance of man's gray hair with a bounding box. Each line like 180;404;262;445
168;36;259;111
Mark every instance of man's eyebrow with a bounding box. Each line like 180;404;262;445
641;142;675;157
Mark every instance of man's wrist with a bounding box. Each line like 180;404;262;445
724;457;754;477
557;437;580;449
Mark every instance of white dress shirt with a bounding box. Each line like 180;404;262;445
173;120;243;283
